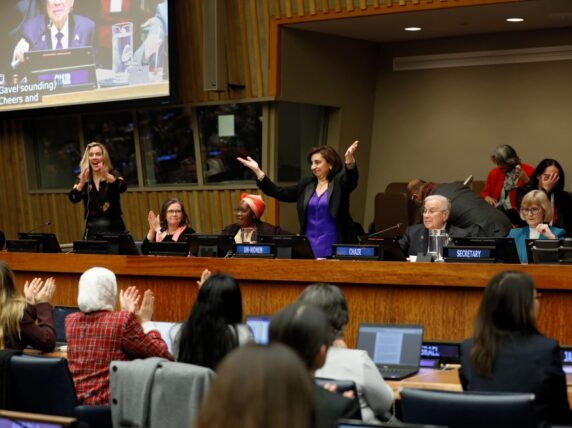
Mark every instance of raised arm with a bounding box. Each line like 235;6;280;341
237;156;299;202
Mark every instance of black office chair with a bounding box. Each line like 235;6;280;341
315;377;362;420
400;388;537;428
9;354;112;427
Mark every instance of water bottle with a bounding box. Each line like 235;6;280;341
427;230;450;262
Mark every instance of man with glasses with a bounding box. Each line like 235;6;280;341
12;0;95;68
399;194;467;257
407;178;513;238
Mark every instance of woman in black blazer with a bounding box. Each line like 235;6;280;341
459;271;571;427
237;141;359;258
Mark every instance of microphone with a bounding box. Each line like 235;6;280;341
358;223;403;244
28;221;51;233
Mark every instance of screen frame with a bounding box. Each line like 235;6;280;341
0;1;180;119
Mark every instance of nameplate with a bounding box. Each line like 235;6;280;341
233;243;275;258
332;244;379;261
443;245;495;263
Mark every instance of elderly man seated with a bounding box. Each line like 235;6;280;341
399;194;468;257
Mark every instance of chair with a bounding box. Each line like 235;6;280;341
372;192;411;236
9;354;112;427
385;182;409;194
110;358;215;428
315;377;362;421
400;388;537;428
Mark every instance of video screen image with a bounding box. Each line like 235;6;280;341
0;0;171;112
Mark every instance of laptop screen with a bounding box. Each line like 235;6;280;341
245;316;271;345
53;306;81;344
154;322;179;354
357;324;424;367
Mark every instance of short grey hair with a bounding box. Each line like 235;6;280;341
297;283;348;341
424;194;451;211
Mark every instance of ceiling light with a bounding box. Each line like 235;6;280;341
506;17;524;23
404;27;422;32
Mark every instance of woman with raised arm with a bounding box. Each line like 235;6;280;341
69;142;128;240
141;198;196;255
0;261;56;352
238;141;359;258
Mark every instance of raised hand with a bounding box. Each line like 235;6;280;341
541;172;559;193
237;156;265;180
23;277;43;304
197;268;212;288
136;290;155;324
344;140;359;165
120;286;141;313
514;165;529;184
35;277;56;304
148;211;160;232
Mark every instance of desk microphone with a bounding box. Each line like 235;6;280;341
358;223;403;244
28;221;51;233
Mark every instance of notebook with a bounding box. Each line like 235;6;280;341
53;306;81;347
356;323;424;380
245;315;271;345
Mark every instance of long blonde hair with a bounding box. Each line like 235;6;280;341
79;142;114;177
0;261;26;349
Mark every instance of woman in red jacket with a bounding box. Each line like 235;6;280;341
480;144;533;225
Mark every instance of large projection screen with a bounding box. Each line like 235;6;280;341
0;0;172;113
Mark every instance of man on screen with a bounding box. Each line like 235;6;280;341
11;0;95;68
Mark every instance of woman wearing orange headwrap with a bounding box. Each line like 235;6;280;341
222;193;290;243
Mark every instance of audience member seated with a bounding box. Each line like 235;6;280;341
481;145;533;225
175;273;253;370
299;283;394;424
269;303;361;428
459;271;571;426
516;159;572;237
221;193;290;243
508;190;566;263
195;343;315;428
66;267;172;405
408;178;512;237
399;195;468;257
141;198;196;255
0;261;55;352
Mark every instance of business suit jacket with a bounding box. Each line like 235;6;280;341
460;334;571;427
315;384;362;428
432;182;513;237
398;223;468;256
20;13;95;51
257;165;359;243
508;226;566;263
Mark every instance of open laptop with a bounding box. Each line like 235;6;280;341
356;323;424;380
53;306;81;347
154;321;179;354
245;315;271;345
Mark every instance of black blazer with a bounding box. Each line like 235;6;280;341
257;165;359;243
314;385;361;428
398;223;468;256
460;334;571;427
221;219;291;240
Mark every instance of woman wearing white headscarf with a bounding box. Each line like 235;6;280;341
65;267;173;405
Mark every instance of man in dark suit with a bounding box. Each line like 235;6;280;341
408;179;513;237
399;194;468;257
11;0;95;68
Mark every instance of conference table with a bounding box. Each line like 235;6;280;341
2;251;572;348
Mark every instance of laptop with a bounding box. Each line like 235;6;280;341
53;306;81;347
245;315;271;345
154;321;179;354
356;323;424;380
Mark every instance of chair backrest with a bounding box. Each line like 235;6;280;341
315;377;361;421
9;355;78;417
400;388;537;428
373;192;411;235
385;182;409;194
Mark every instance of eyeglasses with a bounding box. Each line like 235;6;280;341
422;209;446;215
167;209;182;214
234;208;250;214
520;207;541;215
